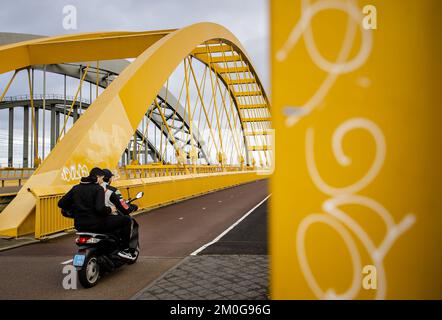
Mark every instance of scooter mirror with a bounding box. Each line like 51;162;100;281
135;191;144;199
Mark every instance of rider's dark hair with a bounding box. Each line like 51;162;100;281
102;169;114;183
89;167;105;178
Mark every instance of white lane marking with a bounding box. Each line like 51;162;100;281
190;194;271;256
60;259;73;265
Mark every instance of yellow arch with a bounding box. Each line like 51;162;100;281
0;22;271;237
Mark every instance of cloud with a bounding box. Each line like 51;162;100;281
0;1;268;50
1;0;269;89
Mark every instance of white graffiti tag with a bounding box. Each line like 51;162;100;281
61;164;89;182
276;0;373;126
298;119;416;300
277;1;416;299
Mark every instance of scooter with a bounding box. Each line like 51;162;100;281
72;191;144;288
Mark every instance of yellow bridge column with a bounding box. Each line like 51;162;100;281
271;0;442;299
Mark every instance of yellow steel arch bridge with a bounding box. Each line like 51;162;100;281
0;23;272;238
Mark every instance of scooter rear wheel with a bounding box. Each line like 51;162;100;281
78;255;100;288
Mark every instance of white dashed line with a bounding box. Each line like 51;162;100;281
60;259;73;265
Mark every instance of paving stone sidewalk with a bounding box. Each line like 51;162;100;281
133;255;269;300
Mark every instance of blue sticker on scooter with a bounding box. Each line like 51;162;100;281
73;254;85;267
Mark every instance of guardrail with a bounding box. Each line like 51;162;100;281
0;164;257;189
1;94;90;105
121;164;254;179
29;171;266;239
0;168;34;188
0;168;35;178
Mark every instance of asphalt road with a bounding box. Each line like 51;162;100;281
0;179;269;299
199;198;268;255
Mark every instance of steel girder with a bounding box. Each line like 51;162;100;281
0;23;271;237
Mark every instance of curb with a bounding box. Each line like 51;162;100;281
0;238;40;252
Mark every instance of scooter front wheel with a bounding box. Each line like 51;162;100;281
78;255;100;288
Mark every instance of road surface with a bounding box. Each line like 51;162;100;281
0;179;268;299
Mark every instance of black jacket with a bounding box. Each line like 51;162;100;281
58;176;111;227
106;185;137;215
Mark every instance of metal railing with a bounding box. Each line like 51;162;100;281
121;164;255;179
0;168;34;188
30;170;265;238
0;168;35;178
1;94;90;105
35;193;73;238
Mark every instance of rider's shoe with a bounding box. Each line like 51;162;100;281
117;249;137;261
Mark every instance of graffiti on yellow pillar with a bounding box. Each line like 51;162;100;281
271;0;442;299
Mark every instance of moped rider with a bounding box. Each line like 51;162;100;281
58;167;136;261
101;169;140;257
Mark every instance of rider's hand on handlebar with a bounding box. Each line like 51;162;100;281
111;206;117;213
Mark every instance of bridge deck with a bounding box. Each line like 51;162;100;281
0;179;268;299
0;186;21;195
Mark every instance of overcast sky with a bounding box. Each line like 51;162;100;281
0;0;269;167
0;0;268;87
